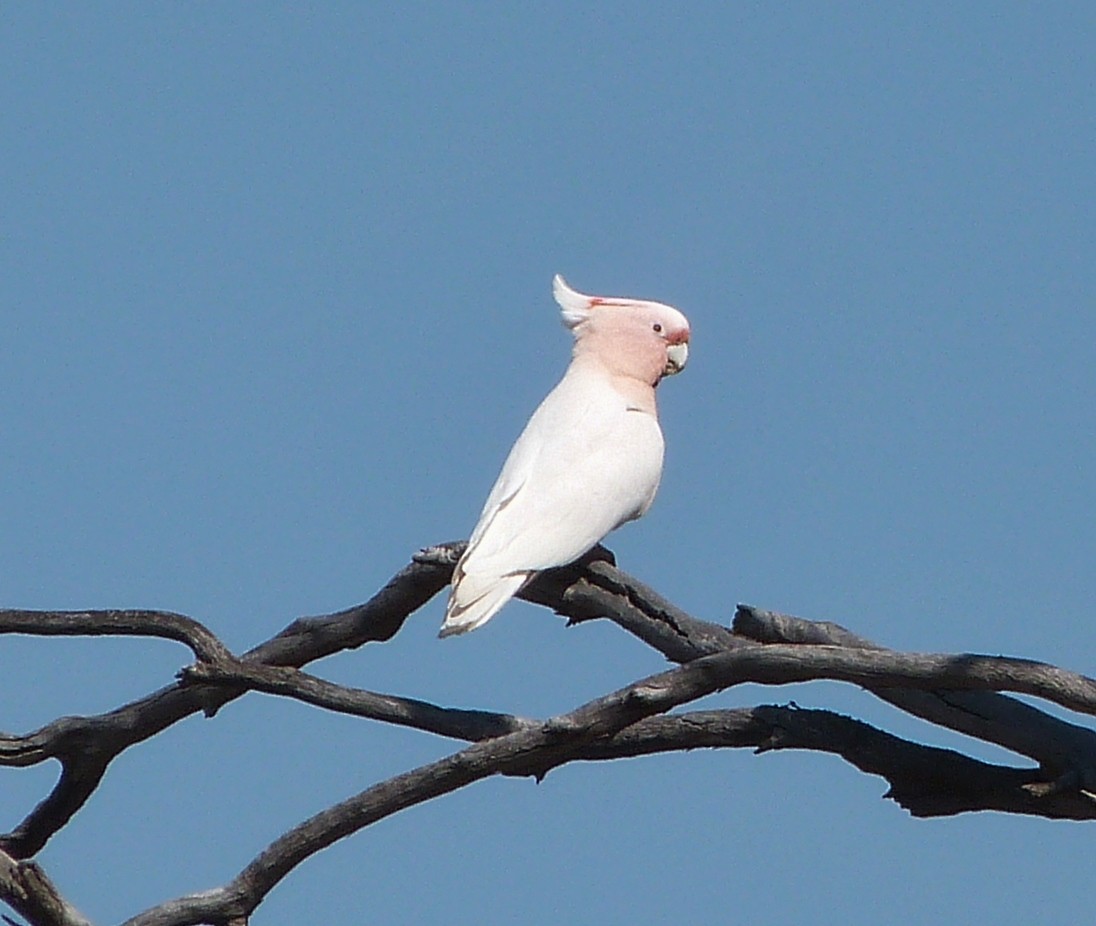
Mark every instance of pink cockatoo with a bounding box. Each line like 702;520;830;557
440;275;690;637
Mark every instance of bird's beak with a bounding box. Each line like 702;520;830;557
664;341;689;376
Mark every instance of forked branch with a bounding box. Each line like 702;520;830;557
3;542;1095;926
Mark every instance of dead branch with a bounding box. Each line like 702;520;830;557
0;852;91;926
735;605;1096;779
3;542;1095;926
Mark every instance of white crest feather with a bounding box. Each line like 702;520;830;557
553;274;593;330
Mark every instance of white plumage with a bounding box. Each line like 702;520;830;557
440;275;690;636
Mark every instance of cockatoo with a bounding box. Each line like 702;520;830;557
440;275;690;637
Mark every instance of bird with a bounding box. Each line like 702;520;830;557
440;274;690;637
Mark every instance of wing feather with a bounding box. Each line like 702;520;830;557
442;367;663;635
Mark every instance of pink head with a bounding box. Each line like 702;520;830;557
553;275;690;386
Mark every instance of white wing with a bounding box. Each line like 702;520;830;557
442;366;663;635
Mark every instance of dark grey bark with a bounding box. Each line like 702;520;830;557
3;541;1095;926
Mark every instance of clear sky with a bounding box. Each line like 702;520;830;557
3;4;1094;924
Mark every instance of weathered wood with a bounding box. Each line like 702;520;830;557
3;542;1095;925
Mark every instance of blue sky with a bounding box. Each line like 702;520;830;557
3;4;1094;923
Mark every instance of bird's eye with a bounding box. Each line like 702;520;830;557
652;323;663;333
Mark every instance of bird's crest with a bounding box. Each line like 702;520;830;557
553;274;671;332
553;274;595;329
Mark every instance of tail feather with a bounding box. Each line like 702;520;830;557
440;572;529;637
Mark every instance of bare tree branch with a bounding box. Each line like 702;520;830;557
567;708;1096;819
0;547;466;858
122;660;702;926
180;660;533;741
4;541;1096;926
0;610;230;664
127;641;1096;926
0;852;92;926
734;605;1096;781
184;659;1096;816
